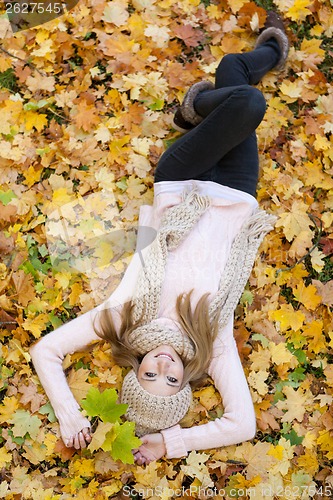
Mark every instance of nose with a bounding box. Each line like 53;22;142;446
156;357;171;370
156;357;170;365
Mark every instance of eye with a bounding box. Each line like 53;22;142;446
167;376;178;384
145;372;156;378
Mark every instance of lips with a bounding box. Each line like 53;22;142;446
155;353;174;361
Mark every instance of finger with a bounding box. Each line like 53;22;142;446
82;429;91;443
74;433;81;450
133;452;145;465
78;431;86;449
66;436;74;448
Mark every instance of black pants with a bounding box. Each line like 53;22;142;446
154;39;281;198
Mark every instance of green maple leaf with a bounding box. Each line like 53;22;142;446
103;421;141;464
81;387;128;423
10;409;42;440
0;189;16;205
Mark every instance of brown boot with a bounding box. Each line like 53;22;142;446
172;81;214;133
255;11;289;70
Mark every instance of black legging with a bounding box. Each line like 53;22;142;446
154;39;281;197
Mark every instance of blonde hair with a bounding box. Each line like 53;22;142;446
94;289;221;388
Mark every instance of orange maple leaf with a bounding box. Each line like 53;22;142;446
71;101;101;132
173;24;205;48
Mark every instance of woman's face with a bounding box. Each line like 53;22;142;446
137;344;184;396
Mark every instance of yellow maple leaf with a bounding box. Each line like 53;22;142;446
249;346;271;372
0;446;12;467
276;386;309;422
275;201;311;242
68;367;91;402
234;441;275;480
102;0;129;27
317;430;333;459
289;230;313;259
70;457;95;478
269;342;297;367
127;152;152;178
0;396;19;424
313;134;331;152
323;363;333;388
310;247;325;272
275;264;308;286
300;38;326;65
221;35;247;54
301;159;333;190
68;282;84;306
293;282;321;310
280;80;303;102
302;320;327;354
229;0;248;14
108;136;131;165
297;451;319;475
268;444;284;461
23;166;42;188
25;74;56;92
269;437;295;476
24;111;48;132
43;432;58;456
180;451;214;489
194;385;221;410
287;0;312;22
0;100;23;135
0;55;12;73
229;472;262;490
22;313;50;339
51;188;74;207
133;460;161;487
54;271;72;290
22;439;50;465
126;175;146;199
94;240;115;268
144;24;170;49
247;370;269;396
88;421;113;453
269;304;305;332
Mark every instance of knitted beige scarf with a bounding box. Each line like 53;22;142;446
131;184;277;328
120;184;277;436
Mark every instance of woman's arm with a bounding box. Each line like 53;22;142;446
30;308;102;448
137;317;256;460
30;246;147;449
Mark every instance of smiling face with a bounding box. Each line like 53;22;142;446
137;344;185;396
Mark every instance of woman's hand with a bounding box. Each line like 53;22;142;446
65;427;92;450
132;433;166;465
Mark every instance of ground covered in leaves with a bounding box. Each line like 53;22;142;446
0;0;332;498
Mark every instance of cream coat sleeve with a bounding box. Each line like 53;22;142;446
29;249;146;445
161;317;256;458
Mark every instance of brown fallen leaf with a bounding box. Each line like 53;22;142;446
11;270;36;307
313;279;333;307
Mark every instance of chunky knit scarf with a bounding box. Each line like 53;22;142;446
131;184;276;328
120;184;276;436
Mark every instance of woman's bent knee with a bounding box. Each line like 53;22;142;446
232;86;266;123
217;53;243;74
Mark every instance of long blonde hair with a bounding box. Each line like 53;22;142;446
94;289;221;388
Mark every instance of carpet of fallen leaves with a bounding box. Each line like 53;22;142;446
0;0;333;498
